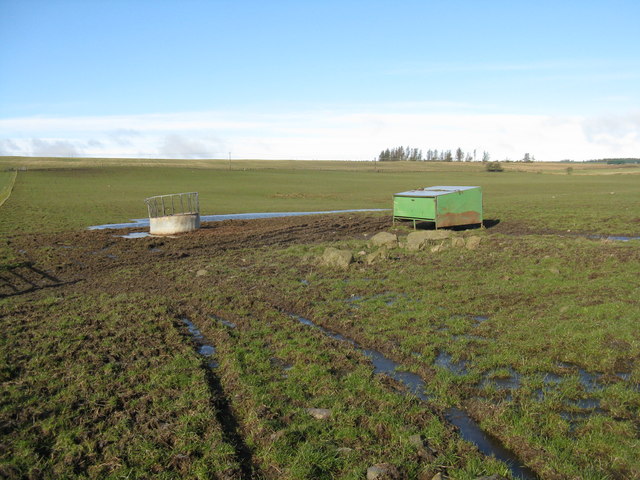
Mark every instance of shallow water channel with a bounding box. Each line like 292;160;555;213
290;313;539;480
181;318;218;368
87;209;390;232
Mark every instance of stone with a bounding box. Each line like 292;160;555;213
431;474;444;480
406;231;429;251
408;434;424;448
369;232;398;248
306;408;332;420
548;267;560;275
365;248;388;265
451;237;466;248
319;248;353;269
430;243;446;253
196;269;208;277
366;463;400;480
336;447;353;454
465;236;482;250
473;475;509;480
269;430;286;442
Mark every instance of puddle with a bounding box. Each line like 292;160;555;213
543;372;563;385
88;218;149;230
88;209;389;231
199;345;215;356
210;314;237;329
559;406;605;432
557;362;603;392
479;368;521;391
118;232;150;239
289;313;537;479
270;357;293;377
344;292;406;307
587;234;640;242
473;315;490;323
570;397;601;409
345;295;364;304
434;351;468;375
181;318;218;368
444;407;537;479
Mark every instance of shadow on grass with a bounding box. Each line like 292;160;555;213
402;219;501;231
179;317;261;480
0;262;79;298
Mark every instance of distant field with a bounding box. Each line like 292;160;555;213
0;158;639;235
2;155;639;174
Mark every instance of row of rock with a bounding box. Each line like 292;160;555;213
369;230;482;252
319;230;483;269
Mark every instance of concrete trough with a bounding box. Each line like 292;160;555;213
149;213;201;235
145;192;200;236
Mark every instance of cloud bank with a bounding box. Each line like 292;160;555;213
0;108;638;161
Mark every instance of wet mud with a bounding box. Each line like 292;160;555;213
5;212;639;479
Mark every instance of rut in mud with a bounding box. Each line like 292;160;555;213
179;317;259;480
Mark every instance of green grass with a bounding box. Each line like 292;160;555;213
0;161;639;235
216;234;638;478
1;158;640;479
0;170;17;206
0;292;242;479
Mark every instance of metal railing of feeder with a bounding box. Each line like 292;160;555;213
144;192;199;219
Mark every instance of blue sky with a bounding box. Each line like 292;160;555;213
1;0;639;160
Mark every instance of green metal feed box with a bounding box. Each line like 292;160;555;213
393;186;483;228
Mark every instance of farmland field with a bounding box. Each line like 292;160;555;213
0;158;639;479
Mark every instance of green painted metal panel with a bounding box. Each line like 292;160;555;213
393;186;482;227
436;187;483;227
393;195;436;220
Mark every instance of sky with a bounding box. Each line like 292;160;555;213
1;0;639;161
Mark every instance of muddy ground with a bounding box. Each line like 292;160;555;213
0;213;544;296
2;213;639;479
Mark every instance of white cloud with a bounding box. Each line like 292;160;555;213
0;139;20;155
0;108;639;161
29;138;82;157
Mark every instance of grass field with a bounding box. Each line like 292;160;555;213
0;170;17;207
0;158;639;235
1;157;639;479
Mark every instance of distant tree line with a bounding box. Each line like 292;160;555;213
377;146;492;162
377;146;424;161
583;158;640;164
377;147;539;163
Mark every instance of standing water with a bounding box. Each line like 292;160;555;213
290;314;538;480
88;209;389;231
289;314;538;480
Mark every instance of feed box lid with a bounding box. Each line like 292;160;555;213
394;186;480;197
